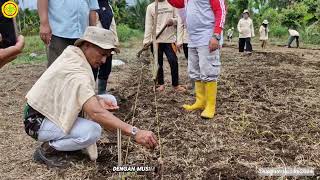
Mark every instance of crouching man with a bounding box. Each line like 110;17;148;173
24;27;158;168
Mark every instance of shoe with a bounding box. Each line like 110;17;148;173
33;142;69;168
82;143;98;161
201;81;218;119
183;81;206;111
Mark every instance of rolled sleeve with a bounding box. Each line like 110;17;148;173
77;83;96;107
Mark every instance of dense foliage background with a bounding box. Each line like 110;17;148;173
16;0;320;44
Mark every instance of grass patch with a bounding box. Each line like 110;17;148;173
117;24;143;48
11;35;46;65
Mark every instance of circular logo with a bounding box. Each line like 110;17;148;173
2;1;19;18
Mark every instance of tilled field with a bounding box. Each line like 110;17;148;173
0;42;320;179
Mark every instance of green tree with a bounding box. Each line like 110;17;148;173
126;0;150;30
281;2;308;28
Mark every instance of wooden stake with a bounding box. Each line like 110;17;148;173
117;128;122;179
152;0;159;81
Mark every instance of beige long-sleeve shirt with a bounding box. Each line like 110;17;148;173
26;46;96;134
143;0;178;44
237;18;255;38
177;15;189;45
259;25;269;40
288;29;299;37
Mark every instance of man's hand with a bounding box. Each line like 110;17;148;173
40;23;52;45
176;44;183;53
166;19;174;26
209;37;219;52
114;48;120;54
15;35;25;52
134;130;158;149
98;98;119;111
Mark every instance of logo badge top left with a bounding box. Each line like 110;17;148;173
2;1;19;18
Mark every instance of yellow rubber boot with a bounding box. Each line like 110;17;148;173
183;81;206;111
201;81;217;119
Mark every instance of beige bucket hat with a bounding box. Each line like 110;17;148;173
75;26;116;50
263;20;269;24
243;9;249;14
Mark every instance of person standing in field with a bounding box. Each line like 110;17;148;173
237;9;255;53
167;0;227;119
287;28;300;48
143;0;186;93
227;27;234;43
259;20;269;49
93;0;120;94
37;0;99;67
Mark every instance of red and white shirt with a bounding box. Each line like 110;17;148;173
168;0;226;47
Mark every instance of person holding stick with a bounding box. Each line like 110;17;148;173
168;0;227;119
143;0;186;92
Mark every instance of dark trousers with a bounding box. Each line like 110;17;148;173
48;35;77;67
92;55;113;81
151;43;179;86
239;38;252;52
288;36;299;48
183;43;188;59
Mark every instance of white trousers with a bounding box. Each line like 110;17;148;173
37;94;117;151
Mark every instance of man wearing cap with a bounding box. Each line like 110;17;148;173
24;27;158;168
237;9;255;53
37;0;99;67
167;0;227;119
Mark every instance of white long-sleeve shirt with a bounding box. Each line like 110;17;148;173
177;15;189;45
259;25;269;40
237;18;255;38
143;0;178;44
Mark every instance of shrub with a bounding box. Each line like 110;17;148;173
270;26;288;38
117;24;143;42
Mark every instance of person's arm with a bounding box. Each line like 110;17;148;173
210;0;227;35
89;0;99;26
0;35;25;68
251;19;255;37
237;20;241;33
110;15;120;46
37;0;51;45
259;26;263;35
83;96;158;149
176;14;184;47
89;11;97;26
209;0;227;52
171;8;178;26
143;5;153;45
